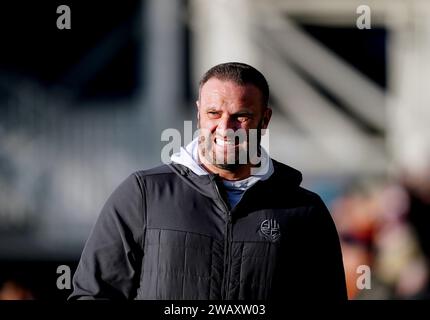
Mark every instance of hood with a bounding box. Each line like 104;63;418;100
170;138;208;176
168;138;302;199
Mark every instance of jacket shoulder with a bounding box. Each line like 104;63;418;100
271;159;303;187
133;164;175;180
296;186;327;208
270;159;327;209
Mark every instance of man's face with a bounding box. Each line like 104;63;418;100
197;78;272;171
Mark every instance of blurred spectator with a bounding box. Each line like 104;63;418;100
331;175;430;299
401;165;430;299
0;280;34;300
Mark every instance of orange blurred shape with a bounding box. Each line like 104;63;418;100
0;281;34;300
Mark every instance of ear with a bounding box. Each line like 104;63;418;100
261;107;272;130
196;100;200;120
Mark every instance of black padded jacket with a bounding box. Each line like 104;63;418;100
69;160;347;300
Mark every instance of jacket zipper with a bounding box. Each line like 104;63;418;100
211;177;232;300
211;177;262;299
221;184;262;298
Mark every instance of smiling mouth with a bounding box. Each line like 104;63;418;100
214;138;238;147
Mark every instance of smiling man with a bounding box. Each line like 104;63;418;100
69;62;347;300
196;73;271;179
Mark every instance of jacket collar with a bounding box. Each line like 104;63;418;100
168;159;302;202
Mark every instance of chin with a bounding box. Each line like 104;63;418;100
211;149;246;170
213;163;242;171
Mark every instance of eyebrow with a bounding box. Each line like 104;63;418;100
234;111;254;116
205;107;254;116
205;107;220;112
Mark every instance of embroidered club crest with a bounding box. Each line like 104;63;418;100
260;219;281;242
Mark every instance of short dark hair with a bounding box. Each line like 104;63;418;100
199;62;269;107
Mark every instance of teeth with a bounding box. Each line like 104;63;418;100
215;139;235;146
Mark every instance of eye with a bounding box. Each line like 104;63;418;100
207;111;220;118
236;116;250;122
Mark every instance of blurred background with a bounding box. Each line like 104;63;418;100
0;0;430;300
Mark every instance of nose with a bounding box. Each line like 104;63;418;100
216;116;238;136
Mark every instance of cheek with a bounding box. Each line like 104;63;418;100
201;118;218;131
198;118;218;136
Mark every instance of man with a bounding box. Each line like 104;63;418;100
69;62;347;300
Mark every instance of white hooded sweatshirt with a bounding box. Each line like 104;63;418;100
171;138;274;208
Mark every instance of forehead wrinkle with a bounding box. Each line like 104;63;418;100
202;88;254;111
200;79;264;114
